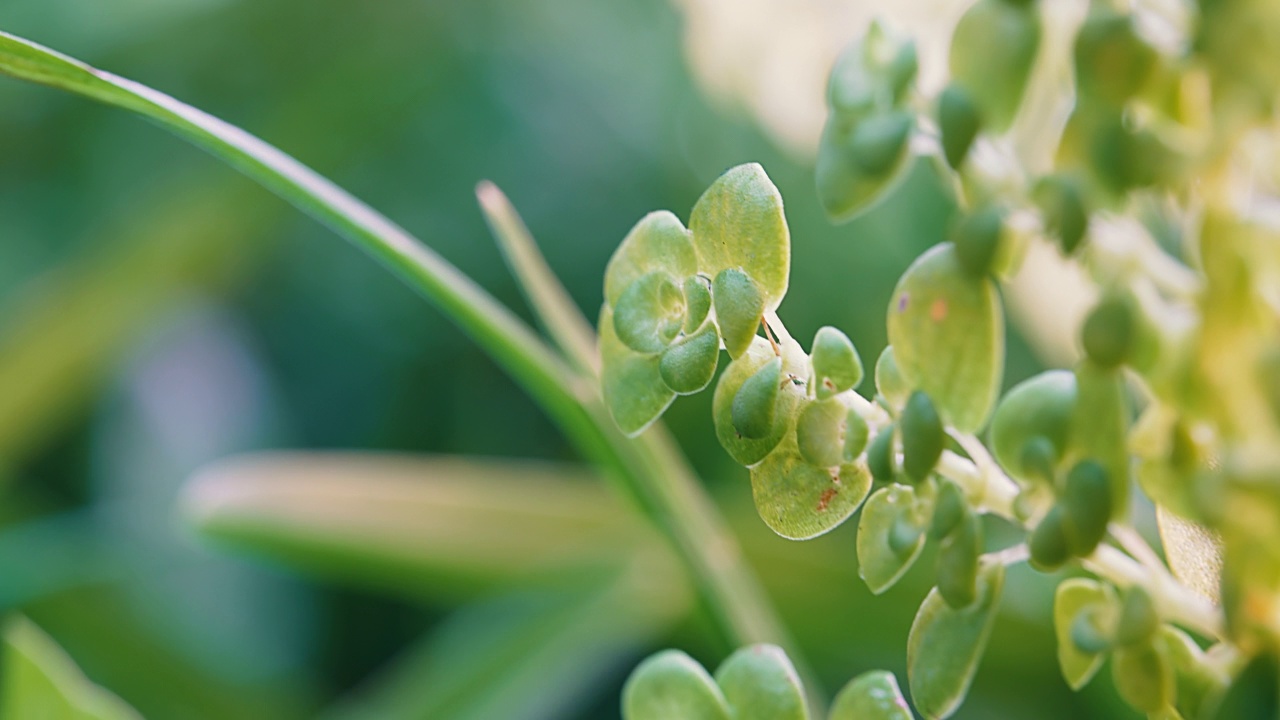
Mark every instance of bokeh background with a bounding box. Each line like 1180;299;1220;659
0;0;1138;717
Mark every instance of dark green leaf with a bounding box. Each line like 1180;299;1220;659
901;391;945;482
660;323;721;395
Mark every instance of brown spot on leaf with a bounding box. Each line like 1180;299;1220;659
930;298;948;323
817;487;839;512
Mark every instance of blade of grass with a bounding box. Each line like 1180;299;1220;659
476;182;600;377
0;30;799;672
2;616;141;720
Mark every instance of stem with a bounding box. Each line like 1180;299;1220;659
1084;545;1224;640
0;32;797;662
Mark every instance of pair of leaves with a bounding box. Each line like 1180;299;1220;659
601;164;791;436
624;645;912;720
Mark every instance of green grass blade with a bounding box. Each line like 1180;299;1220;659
477;182;601;377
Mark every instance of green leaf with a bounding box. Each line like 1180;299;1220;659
1054;578;1116;690
689;164;790;310
1029;506;1072;571
683;276;713;334
622;650;732;720
796;397;848;468
1061;460;1112;557
604;210;697;307
1111;639;1174;714
938;85;980;169
866;425;897;483
1115;587;1159;647
660;323;721;395
875;346;911;409
951;206;1004;278
714;644;809;720
816;117;914;223
601;305;677;436
887;244;1004;432
935;509;981;609
849;112;914;175
1067;361;1130;519
1208;650;1278;720
989;370;1076;483
827;21;917;114
949;0;1041;131
928;481;967;542
1;616;140;720
811;326;864;399
858;485;927;593
614;271;687;354
1081;294;1136;368
829;670;914;720
714;338;801;466
751;435;872;540
1159;626;1228;720
907;561;1005;720
900;391;944;482
1073;10;1157;107
713;268;766;360
844;410;871;462
1033;174;1089;254
477;181;600;377
733;357;783;440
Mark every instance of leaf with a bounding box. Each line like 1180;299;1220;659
1111;639;1174;713
1156;507;1223;605
713;268;766;360
887;244;1004;432
660;323;721;395
601;304;677;436
477;181;600;376
1;616;141;720
1067;361;1130;519
183;452;658;601
900;391;944;482
815;117;914;223
875;346;911;409
795;397;847;468
713;338;801;466
907;560;1005;719
622;650;732;720
1159;626;1228;720
829;670;914;720
713;644;809;720
614;271;687;353
1208;650;1279;720
1054;578;1116;690
938;85;980;169
858;485;926;594
949;0;1041;131
989;370;1076;483
689;163;790;310
811;326;864;399
604;210;698;307
751;436;871;540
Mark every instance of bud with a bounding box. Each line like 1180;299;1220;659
1082;294;1135;368
952;205;1005;278
796;397;846;468
901;390;945;482
937;508;982;608
929;480;967;541
867;424;897;483
1062;459;1112;556
1030;506;1072;571
938;84;981;169
659;323;721;395
731;357;781;439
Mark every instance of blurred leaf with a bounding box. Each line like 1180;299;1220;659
622;650;732;720
713;644;808;720
1053;578;1114;690
887;244;1003;433
1111;639;1173;714
478;181;599;377
183;452;668;602
324;574;685;720
949;0;1041;131
1;615;141;719
907;561;1004;719
829;670;913;720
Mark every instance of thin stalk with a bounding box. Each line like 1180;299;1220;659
0;31;794;660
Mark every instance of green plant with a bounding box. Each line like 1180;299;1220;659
4;0;1280;717
609;1;1280;718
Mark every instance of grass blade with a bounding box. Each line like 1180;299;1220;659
477;182;600;377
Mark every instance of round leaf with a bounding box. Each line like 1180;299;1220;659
858;485;926;594
829;670;913;720
689;163;790;310
713;338;801;466
605;210;697;306
1111;639;1174;714
811;326;864;399
796;397;847;468
622;650;732;720
949;0;1041;131
1054;578;1117;690
733;357;782;440
1029;505;1072;571
660;323;721;395
844;409;871;462
907;560;1005;720
990;370;1076;483
601;305;676;437
713;644;809;720
887;244;1004;432
614;271;686;353
751;436;871;540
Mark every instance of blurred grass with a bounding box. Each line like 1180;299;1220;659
0;0;1115;718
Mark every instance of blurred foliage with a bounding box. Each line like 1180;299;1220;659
0;0;1083;717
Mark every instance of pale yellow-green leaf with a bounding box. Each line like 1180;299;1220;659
689;163;790;310
1053;578;1116;690
751;435;871;540
601;305;676;437
907;561;1005;720
714;338;802;466
887;244;1004;433
604;210;697;307
714;644;809;720
623;650;732;720
858;485;926;594
828;670;913;720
